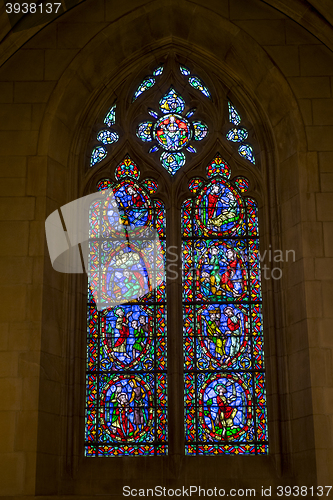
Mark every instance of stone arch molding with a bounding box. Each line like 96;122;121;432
39;2;307;195
36;3;311;492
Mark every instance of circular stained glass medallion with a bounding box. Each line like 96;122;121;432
154;113;191;151
198;373;252;442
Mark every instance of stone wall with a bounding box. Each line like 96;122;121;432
0;0;332;496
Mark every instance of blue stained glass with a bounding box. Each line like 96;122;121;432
154;114;191;151
228;102;241;125
226;128;248;143
188;76;211;99
97;130;119;144
186;145;196;153
160;151;186;176
133;77;155;102
180;65;191;76
86;165;168;457
153;66;163;76
136;121;153;142
159;87;186;115
238;144;256;164
193;121;208;141
149;145;159;153
104;104;116;127
186;108;196;118
183;157;267;455
90;146;107;166
148;109;159;119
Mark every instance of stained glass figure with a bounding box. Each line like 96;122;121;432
136;84;208;175
133;77;155;102
154;114;191;150
136;121;153;142
188;76;211;99
160;151;186;175
226;127;248;143
182;155;267;455
97;130;119;145
180;65;191;76
228;101;241;126
233;177;249;193
159;87;186;115
206;153;231;180
142;178;158;194
97;178;113;191
90;146;107;167
104;104;116;127
193;121;208;141
86;156;167;457
238;144;256;164
188;177;204;194
115;155;140;180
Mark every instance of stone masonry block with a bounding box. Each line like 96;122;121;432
0;131;38;156
306;126;333;151
0;104;31;130
298;99;312;126
288;77;331;98
0;378;22;410
57;22;107;49
323;222;333;256
320;173;333;192
285;19;321;45
26;156;47;197
230;0;286;19
316;193;333;220
319;152;333;172
14;82;56;103
44;49;79;80
0;82;13;103
0;285;27;321
300;45;333;76
0;197;35;220
0;50;44;81
0;156;26;177
0;178;25;197
0;452;25;495
315;258;333;280
0;257;33;284
234;20;285;45
265;45;300;76
313;99;333;126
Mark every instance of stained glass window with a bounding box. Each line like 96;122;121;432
182;154;267;455
132;66;164;102
97;130;119;145
238;144;256;165
228;101;241;126
226;128;248;143
180;65;211;99
90;146;107;167
85;156;167;457
136;87;208;175
226;102;256;165
104;104;116;127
